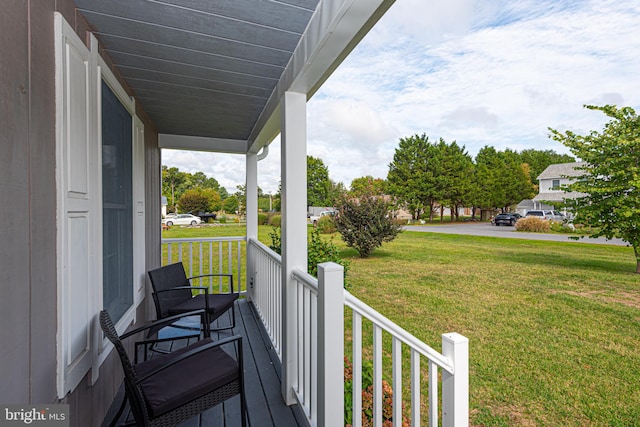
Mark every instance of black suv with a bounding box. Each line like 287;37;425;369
492;212;522;226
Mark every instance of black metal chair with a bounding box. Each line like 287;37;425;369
100;309;246;427
148;262;238;332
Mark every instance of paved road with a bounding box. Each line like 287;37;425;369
404;223;628;246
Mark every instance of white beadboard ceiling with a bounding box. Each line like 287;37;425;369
75;0;394;153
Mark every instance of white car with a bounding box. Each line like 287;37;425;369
162;214;201;226
525;210;565;221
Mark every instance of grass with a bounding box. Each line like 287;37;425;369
162;225;640;426
342;231;640;426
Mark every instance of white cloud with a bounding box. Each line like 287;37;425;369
164;0;640;193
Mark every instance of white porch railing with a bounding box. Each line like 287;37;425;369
247;238;283;360
247;239;469;427
161;237;245;295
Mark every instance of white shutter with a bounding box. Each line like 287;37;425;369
54;13;99;398
133;117;146;306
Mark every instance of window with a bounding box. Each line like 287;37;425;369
56;13;145;395
102;80;133;323
552;179;560;190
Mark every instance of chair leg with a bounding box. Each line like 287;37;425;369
108;393;137;427
238;338;247;427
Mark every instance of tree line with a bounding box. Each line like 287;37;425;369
162;166;277;215
306;141;574;221
163;145;573;220
385;136;574;220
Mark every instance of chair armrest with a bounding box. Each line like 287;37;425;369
154;285;210;295
134;335;243;384
120;309;208;341
187;273;234;294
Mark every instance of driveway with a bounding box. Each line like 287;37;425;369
405;223;628;246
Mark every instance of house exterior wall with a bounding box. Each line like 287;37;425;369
1;1;160;424
539;177;572;193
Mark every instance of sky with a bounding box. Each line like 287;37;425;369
162;0;640;195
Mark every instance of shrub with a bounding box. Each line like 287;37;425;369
316;215;337;234
344;357;409;427
218;215;227;224
550;220;575;233
335;193;403;258
307;228;349;282
268;226;281;254
268;214;281;227
258;213;269;225
515;216;551;232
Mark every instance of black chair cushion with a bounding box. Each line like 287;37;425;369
134;338;239;418
168;293;239;316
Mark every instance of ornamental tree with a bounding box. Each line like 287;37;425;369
334;192;402;258
549;105;640;273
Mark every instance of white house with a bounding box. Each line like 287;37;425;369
531;161;587;211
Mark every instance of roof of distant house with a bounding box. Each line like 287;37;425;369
533;191;588;202
537;161;587;180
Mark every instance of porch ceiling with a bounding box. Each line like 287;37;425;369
75;0;395;153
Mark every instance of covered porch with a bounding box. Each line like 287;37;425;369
103;299;307;427
1;0;470;425
102;235;469;427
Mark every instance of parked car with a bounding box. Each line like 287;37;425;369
162;213;201;226
309;209;336;226
492;212;522;226
525;210;565;221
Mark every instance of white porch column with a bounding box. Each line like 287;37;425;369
280;91;308;404
442;332;469;427
318;262;345;427
245;152;258;301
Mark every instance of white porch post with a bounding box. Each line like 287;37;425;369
281;91;308;404
245;152;258;301
442;332;469;427
317;262;345;427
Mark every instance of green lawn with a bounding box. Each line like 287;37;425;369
163;225;640;426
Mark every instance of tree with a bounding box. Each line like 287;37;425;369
387;134;442;221
162;166;229;210
162;166;189;209
307;156;332;207
327;179;347;206
178;188;220;213
475;146;533;212
349;176;386;198
222;195;239;213
549;105;640;273
334;192;403;258
436;140;476;221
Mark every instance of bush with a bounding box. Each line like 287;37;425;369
258;213;269;225
316;215;337;234
268;227;281;254
218;215;227;224
307;228;350;282
335;193;403;258
514;216;551;232
268;214;281;227
550;221;575;233
344;357;409;427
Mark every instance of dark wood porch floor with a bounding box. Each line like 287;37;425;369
102;300;307;427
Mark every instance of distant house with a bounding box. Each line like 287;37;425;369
161;196;168;218
531;161;587;211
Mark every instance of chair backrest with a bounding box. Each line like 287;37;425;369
99;310;151;426
147;262;193;319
